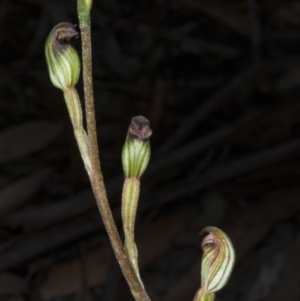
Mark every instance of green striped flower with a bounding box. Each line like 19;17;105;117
122;116;152;178
45;23;80;91
201;227;235;293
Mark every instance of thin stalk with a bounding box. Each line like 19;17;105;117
88;171;149;301
77;5;151;301
193;288;215;301
63;88;91;172
122;178;143;282
79;21;98;169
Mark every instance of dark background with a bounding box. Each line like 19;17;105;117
0;0;300;300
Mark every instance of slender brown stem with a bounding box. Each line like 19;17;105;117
78;13;151;301
80;24;98;165
88;170;149;301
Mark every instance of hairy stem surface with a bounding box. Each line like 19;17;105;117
77;5;150;301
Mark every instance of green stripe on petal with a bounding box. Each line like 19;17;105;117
45;23;80;91
122;116;151;178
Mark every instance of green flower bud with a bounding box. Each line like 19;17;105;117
201;227;235;293
45;23;80;91
122;116;152;178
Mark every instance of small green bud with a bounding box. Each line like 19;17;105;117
45;23;80;91
201;227;235;293
122;116;152;178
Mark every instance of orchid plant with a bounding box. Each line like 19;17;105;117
44;1;236;300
